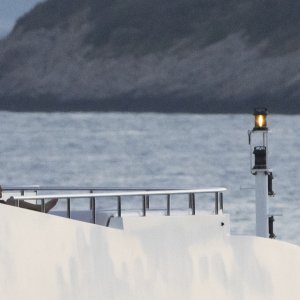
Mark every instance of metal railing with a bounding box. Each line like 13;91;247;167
1;187;226;225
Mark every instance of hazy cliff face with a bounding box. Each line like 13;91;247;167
0;0;299;112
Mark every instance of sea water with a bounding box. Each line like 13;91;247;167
0;112;299;245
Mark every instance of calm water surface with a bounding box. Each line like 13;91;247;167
1;112;299;244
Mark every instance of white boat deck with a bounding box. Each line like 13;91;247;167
0;204;300;299
1;186;300;299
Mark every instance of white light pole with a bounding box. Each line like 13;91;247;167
255;171;268;237
248;108;273;238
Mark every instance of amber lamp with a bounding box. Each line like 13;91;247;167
253;108;268;130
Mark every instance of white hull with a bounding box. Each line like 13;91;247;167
1;204;300;299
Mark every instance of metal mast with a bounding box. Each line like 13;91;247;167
248;108;275;238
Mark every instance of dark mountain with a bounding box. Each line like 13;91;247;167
0;0;299;112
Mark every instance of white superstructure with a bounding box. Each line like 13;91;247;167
1;196;300;300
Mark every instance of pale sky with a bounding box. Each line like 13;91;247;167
0;0;45;37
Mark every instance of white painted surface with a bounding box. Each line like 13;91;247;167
0;205;300;299
255;171;269;237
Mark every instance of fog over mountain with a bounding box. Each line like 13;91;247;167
0;0;299;112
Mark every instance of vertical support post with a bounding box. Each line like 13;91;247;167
220;193;223;212
92;196;96;224
146;195;150;209
21;190;25;209
142;195;146;216
41;199;45;213
117;196;121;217
67;198;71;218
166;194;171;216
191;193;196;215
255;171;268;237
34;190;38;205
251;108;271;238
90;190;93;210
214;193;219;215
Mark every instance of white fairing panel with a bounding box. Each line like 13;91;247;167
0;205;299;300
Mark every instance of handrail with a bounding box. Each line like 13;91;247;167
1;186;184;191
11;188;226;201
2;187;227;224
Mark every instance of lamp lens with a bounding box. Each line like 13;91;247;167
255;114;266;129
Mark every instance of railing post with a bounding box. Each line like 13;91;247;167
67;198;71;218
90;190;93;210
220;193;223;212
41;199;45;213
20;190;24;209
34;190;38;205
215;193;219;215
142;195;146;216
191;193;196;215
117;196;121;217
167;194;171;216
146;195;150;209
92;196;96;224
